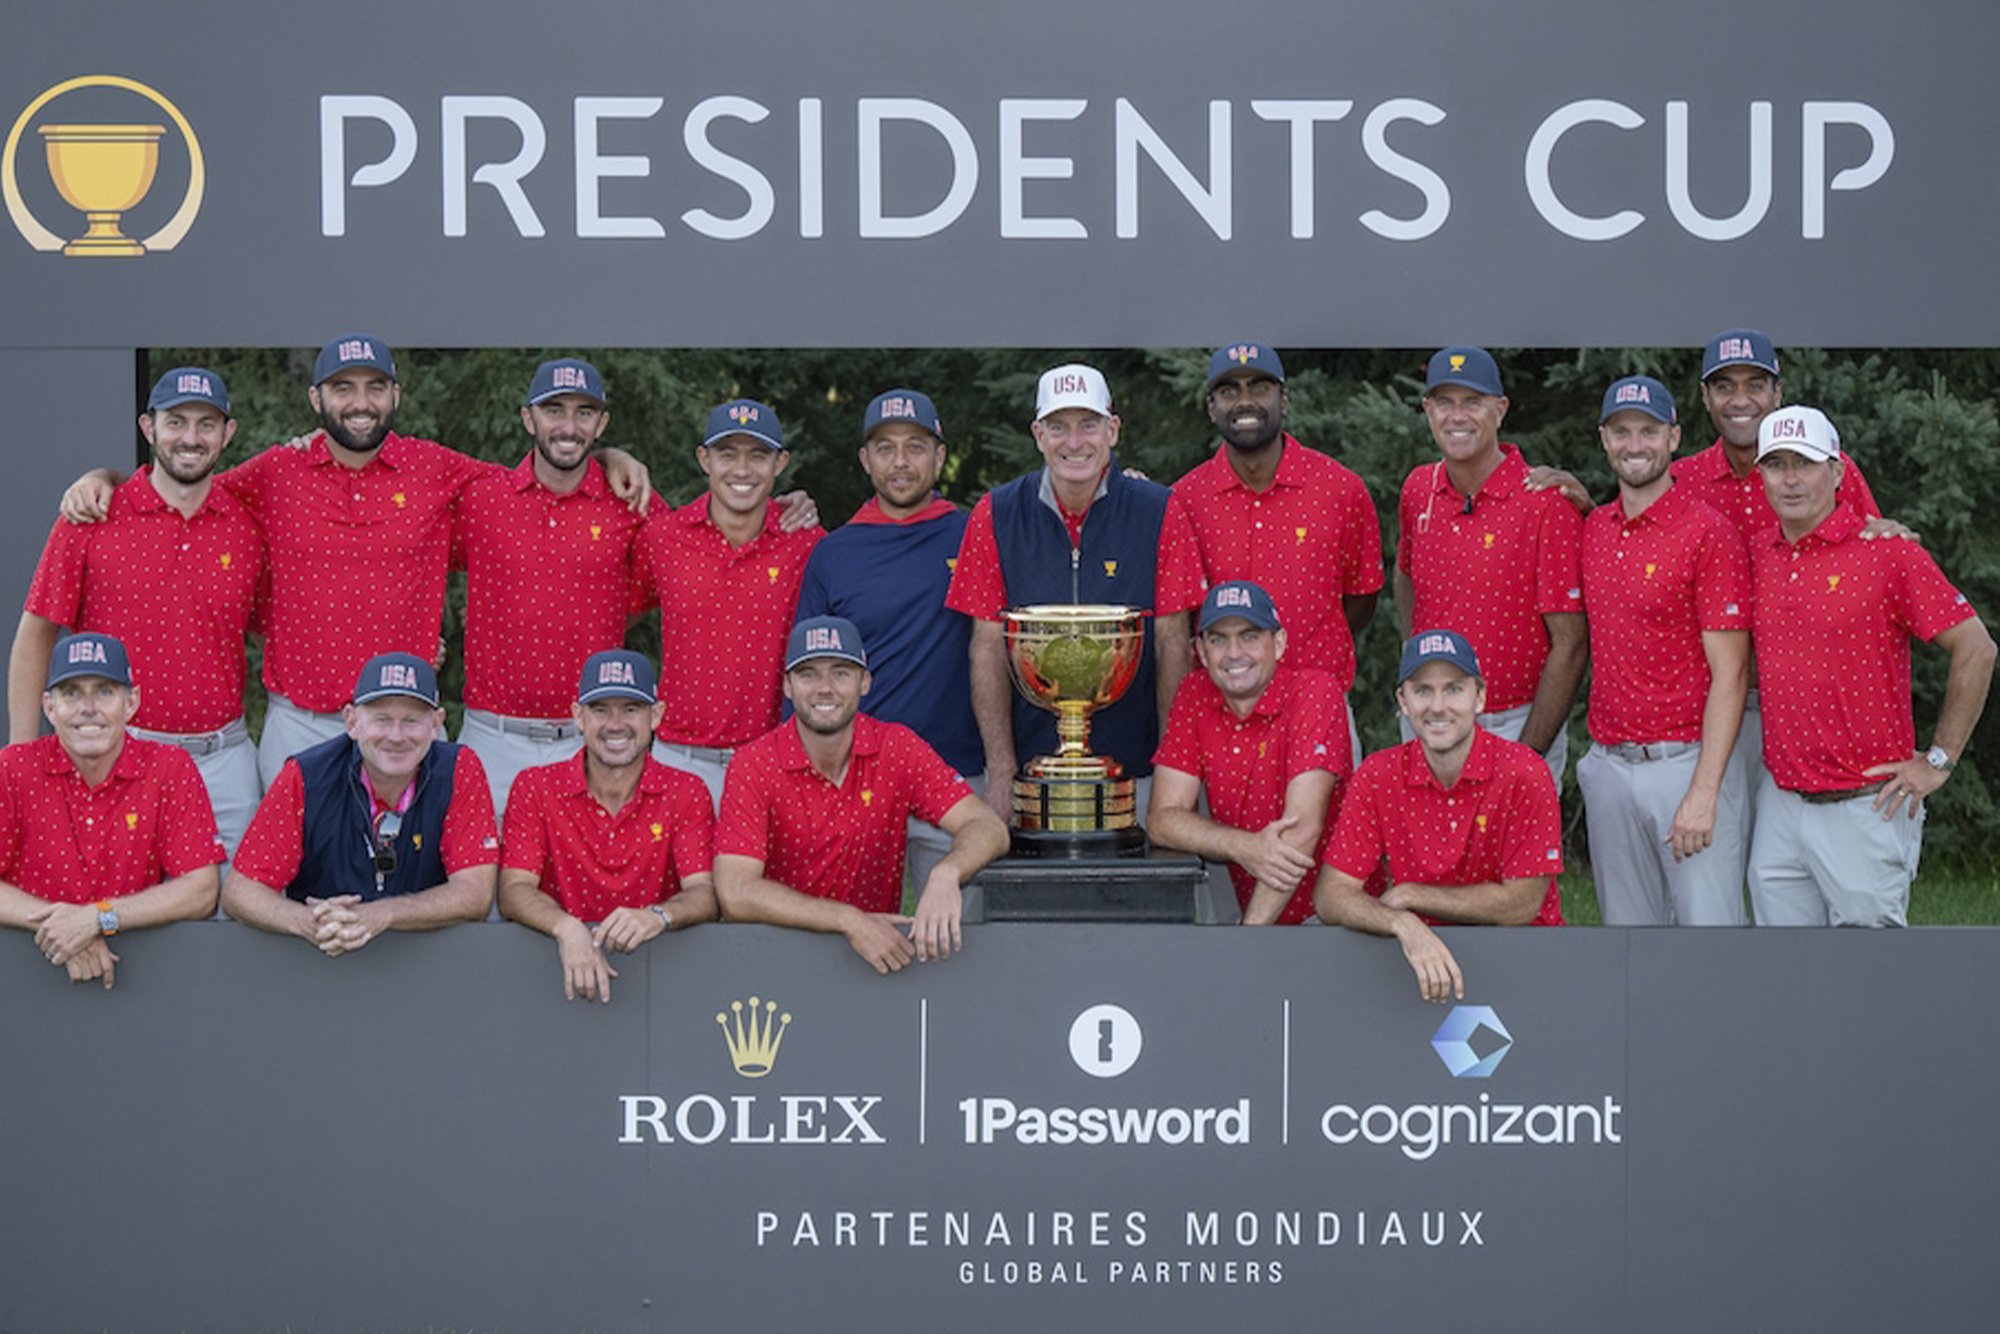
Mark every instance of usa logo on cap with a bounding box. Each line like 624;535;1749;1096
1227;344;1258;365
730;404;759;424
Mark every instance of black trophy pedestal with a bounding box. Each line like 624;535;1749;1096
967;847;1207;923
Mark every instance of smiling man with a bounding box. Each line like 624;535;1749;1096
222;652;499;956
1746;406;1994;927
945;363;1201;823
1148;581;1351;925
0;633;222;989
713;616;1008;974
1316;630;1565;1004
453;359;653;815
10;368;264;856
499;649;716;1002
794;389;980;890
1577;377;1753;926
646;399;825;810
1171;343;1381;756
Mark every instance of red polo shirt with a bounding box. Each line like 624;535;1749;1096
1396;447;1584;712
715;715;971;913
1581;483;1752;744
1750;503;1976;792
219;433;486;712
0;735;222;904
26;469;264;733
453;456;651;718
501;752;713;920
943;487;1205;621
1170;436;1384;691
644;499;823;748
1672;439;1879;545
233;747;499;890
1153;665;1350;924
1325;729;1565;926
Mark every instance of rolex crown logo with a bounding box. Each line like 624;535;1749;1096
717;995;791;1078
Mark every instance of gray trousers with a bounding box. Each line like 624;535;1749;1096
1578;741;1748;926
1748;772;1923;927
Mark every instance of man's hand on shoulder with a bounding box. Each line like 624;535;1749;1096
59;469;121;525
1522;465;1592;514
776;489;819;532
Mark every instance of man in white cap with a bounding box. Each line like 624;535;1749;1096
1746;406;1994;926
945;363;1202;824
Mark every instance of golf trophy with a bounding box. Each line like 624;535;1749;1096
1003;604;1148;857
37;122;166;256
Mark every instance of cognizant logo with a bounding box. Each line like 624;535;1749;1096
1317;1005;1622;1161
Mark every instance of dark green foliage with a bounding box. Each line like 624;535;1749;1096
149;343;2000;870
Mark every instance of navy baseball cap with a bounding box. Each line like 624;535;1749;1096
577;649;657;704
704;399;784;452
46;632;132;689
1398;629;1482;684
352;653;439;707
1199;581;1283;633
786;616;868;672
1600;375;1677;425
1702;328;1780;381
1424;346;1505;398
147;367;230;415
1207;342;1285;388
313;334;397;385
863;388;942;441
527;358;606;406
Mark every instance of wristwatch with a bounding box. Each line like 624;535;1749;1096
1925;745;1956;772
96;900;119;936
649;903;674;931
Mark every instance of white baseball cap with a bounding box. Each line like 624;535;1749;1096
1035;363;1112;421
1756;405;1841;464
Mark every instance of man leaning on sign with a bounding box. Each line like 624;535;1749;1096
0;633;221;989
222;652;499;956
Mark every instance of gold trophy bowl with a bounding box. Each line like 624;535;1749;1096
1003;604;1148;857
38;123;166;256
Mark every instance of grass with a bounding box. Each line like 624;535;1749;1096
1558;866;2000;926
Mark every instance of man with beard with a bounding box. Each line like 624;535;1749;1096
1316;630;1565;1005
55;336;658;789
793;388;979;890
499;650;716;1003
714;616;1008;975
1395;347;1585;787
1576;377;1753;926
9;369;265;856
452;360;651;814
1170;343;1381;762
223;652;499;955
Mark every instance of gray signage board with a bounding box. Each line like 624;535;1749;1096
3;0;1995;348
2;921;1993;1331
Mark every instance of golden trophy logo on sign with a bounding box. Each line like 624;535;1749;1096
1003;604;1148;858
4;75;205;257
37;122;164;255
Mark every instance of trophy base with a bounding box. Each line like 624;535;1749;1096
1009;767;1147;858
1008;824;1150;860
62;238;145;257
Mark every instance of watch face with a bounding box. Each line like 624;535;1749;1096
1927;747;1951;770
